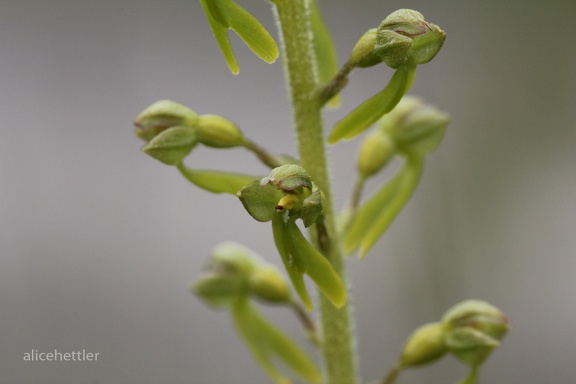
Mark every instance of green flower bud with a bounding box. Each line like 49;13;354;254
357;130;396;178
134;100;198;142
442;300;509;342
349;29;383;68
192;242;269;308
374;9;445;69
249;265;292;303
192;273;245;308
141;126;197;165
399;322;448;367
195;114;246;148
209;241;261;277
381;97;450;155
260;164;313;192
442;300;509;367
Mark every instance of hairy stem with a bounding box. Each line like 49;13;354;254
271;1;358;383
319;60;354;106
243;139;285;168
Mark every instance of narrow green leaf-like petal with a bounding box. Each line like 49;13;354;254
177;164;257;195
359;155;423;257
328;61;417;144
272;215;312;310
199;0;240;74
310;0;340;108
286;220;346;308
220;0;279;64
343;167;406;255
232;298;322;384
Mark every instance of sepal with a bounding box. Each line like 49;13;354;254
141;126;197;165
261;164;313;192
238;180;285;222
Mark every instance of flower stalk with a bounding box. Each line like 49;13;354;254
271;0;358;382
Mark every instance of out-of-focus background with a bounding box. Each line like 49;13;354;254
1;1;575;383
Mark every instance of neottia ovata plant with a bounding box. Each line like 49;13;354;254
133;1;509;383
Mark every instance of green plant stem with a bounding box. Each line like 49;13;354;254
320;60;354;106
290;301;320;345
460;365;480;384
349;176;367;213
272;1;358;383
243;139;285;169
381;363;402;384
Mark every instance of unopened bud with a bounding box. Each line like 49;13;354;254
442;300;509;342
141;126;197;165
442;300;509;366
249;265;292;303
357;130;396;178
349;29;383;68
209;242;261;277
381;97;449;155
192;273;245;308
134;100;198;142
193;242;266;308
399;322;447;367
374;9;445;69
195;114;246;148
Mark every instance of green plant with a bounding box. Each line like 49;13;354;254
133;2;508;383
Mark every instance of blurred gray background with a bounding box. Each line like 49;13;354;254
1;0;575;383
